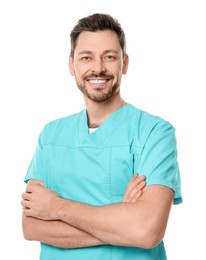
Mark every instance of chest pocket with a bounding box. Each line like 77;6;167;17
110;146;143;203
110;146;133;197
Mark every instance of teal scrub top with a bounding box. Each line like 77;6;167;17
25;103;182;260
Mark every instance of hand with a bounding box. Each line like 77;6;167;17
123;174;146;203
21;182;61;220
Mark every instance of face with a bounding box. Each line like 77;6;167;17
69;30;129;103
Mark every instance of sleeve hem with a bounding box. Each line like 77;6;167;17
24;172;45;184
145;181;183;205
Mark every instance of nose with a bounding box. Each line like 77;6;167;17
91;58;106;74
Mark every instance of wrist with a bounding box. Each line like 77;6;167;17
54;197;71;221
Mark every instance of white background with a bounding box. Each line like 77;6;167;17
0;0;205;259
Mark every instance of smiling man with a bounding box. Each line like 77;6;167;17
71;30;126;103
69;28;129;128
22;13;182;260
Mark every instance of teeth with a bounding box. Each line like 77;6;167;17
88;79;107;84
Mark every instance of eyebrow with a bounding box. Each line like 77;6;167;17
78;49;119;55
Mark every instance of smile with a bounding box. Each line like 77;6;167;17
88;79;108;84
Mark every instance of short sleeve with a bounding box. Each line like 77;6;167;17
136;120;182;205
24;125;47;184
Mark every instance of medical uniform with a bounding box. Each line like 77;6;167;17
25;103;182;260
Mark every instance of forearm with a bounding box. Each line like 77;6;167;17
22;213;106;248
56;199;146;247
22;174;145;248
54;186;173;248
23;178;171;249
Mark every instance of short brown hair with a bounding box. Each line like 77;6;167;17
70;13;126;57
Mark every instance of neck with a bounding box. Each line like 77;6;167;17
85;93;126;128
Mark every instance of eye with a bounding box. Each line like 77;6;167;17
104;55;115;61
81;56;92;61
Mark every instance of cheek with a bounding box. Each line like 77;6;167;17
73;64;89;78
107;63;121;76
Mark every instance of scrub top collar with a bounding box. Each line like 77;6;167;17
78;103;135;147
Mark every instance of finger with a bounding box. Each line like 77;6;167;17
126;175;145;194
126;180;145;200
125;175;138;191
22;192;31;201
22;205;29;210
130;174;145;186
136;175;146;184
130;190;143;202
131;175;146;191
21;199;30;209
129;173;139;181
124;174;146;202
23;208;33;217
124;179;146;202
26;185;34;193
137;180;146;190
124;176;139;202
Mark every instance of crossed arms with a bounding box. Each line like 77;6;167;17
21;174;174;249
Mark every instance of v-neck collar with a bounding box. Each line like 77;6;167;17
78;103;135;147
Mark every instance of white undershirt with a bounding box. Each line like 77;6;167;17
89;128;98;134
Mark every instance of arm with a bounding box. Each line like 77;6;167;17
59;185;173;249
22;180;103;248
22;214;104;248
22;174;145;248
22;181;173;249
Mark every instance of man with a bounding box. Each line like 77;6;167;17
21;13;182;260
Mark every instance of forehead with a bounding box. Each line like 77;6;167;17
75;30;122;54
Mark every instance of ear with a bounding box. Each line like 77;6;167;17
122;54;129;75
69;56;75;76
